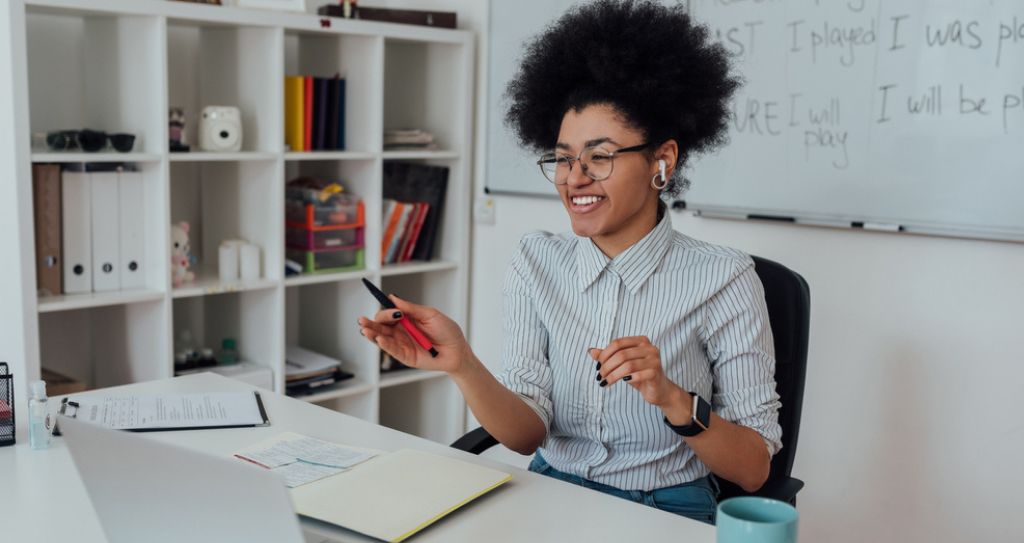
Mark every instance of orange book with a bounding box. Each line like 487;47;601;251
380;200;403;263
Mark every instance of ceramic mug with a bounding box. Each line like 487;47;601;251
717;497;798;543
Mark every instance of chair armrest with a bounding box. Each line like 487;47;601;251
753;476;804;504
450;426;499;455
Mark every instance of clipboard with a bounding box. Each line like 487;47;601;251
56;391;270;434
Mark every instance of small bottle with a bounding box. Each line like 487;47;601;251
198;348;217;368
220;338;239;365
28;380;51;450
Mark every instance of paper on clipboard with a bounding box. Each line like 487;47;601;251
65;392;269;431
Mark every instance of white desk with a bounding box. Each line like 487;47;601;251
1;373;715;542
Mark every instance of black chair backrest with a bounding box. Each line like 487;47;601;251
717;256;810;500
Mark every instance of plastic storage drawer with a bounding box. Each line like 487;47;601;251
287;226;363;250
286;192;363;228
287;246;365;274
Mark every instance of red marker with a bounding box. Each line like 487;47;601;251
361;278;438;357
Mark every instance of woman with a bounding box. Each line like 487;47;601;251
358;0;781;525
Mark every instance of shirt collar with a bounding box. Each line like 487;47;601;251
575;202;674;294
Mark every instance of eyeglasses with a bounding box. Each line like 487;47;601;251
46;129;136;153
537;142;651;185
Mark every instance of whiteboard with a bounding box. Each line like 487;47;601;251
685;0;1024;241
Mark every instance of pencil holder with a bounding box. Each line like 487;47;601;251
0;362;15;446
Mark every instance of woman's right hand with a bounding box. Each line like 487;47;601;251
358;294;469;374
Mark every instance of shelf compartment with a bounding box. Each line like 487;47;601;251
380;377;461;444
167;21;282;153
383;39;468;153
285;280;379;398
170;161;283;284
172;289;282;377
26;11;165;155
285;31;382;154
381;266;460;317
39;299;170;390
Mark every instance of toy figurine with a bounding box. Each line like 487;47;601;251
171;221;196;286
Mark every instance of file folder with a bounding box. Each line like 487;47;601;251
62;171;92;294
118;172;145;289
90;172;120;292
32;164;62;296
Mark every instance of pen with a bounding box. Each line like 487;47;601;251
361;278;439;357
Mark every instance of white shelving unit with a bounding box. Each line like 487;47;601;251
2;0;474;445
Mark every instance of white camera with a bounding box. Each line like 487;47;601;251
199;106;243;152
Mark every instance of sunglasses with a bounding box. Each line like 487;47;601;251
46;129;136;153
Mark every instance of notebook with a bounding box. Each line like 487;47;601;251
291;448;512;543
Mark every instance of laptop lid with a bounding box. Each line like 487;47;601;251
61;416;306;543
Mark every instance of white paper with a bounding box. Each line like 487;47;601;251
71;392;265;430
234;433;379;488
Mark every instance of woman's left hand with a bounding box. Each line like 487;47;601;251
591;336;682;408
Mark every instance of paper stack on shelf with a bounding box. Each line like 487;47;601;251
285;345;354;396
383;128;437;151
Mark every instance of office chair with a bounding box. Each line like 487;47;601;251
451;255;810;506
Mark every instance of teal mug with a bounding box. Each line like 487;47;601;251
716;497;798;543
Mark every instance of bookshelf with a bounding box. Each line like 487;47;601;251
1;0;474;445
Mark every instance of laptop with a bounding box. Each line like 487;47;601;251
61;416;338;543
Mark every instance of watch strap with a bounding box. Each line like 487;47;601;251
663;393;711;437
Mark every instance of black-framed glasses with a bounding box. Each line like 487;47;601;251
537;142;651;185
46;129;136;153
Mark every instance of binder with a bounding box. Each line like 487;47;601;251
32;164;62;296
337;78;346;150
90;172;120;292
326;76;340;151
62;171;92;294
118;172;145;289
303;76;313;151
284;75;305;152
315;77;329;150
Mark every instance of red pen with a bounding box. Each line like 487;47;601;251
361;278;438;357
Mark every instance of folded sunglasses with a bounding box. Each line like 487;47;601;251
46;129;136;153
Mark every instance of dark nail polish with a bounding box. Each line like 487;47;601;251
599;379;608;387
595;362;601;371
595;374;602;382
623;375;632;382
393;311;402;319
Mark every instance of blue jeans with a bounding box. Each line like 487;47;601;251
528;453;719;525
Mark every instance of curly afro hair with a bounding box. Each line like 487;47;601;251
505;0;739;197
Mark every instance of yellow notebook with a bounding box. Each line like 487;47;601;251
291;449;512;542
284;76;305;152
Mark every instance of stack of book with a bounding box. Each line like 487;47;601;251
384;129;437;151
284;75;346;152
381;163;449;264
285;346;354;396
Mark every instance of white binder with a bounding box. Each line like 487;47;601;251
61;171;92;294
118;172;145;289
90;172;120;292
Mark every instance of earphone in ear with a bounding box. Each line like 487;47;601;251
658;159;667;179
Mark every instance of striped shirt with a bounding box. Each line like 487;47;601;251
496;208;782;491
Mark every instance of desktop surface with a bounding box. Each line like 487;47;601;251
1;373;715;542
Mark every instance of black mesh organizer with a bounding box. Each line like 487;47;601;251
1;362;14;446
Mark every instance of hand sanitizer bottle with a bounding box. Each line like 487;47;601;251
28;380;51;450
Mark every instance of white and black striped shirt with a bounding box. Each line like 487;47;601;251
497;209;782;491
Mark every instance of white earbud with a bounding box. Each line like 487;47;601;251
658;159;667;180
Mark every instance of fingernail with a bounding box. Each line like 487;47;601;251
599;379;608;387
595;362;601;371
623;375;632;382
393;311;402;319
595;374;602;382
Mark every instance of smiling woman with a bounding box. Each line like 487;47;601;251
359;0;782;527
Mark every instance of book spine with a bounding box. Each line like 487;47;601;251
303;76;313;152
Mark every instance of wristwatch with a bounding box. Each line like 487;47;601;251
663;392;711;437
